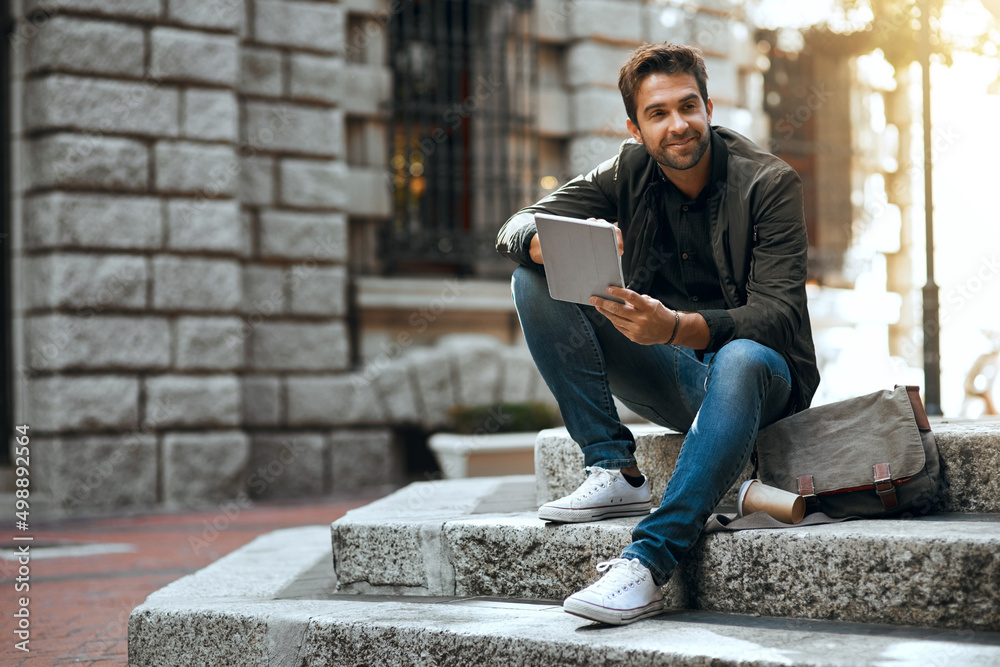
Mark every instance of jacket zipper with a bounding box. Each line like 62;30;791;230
752;224;759;244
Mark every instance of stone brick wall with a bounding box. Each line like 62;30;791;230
9;0;761;517
13;0;397;516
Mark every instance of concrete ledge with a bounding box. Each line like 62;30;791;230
332;476;532;596
535;424;752;510
130;526;332;666
130;523;1000;666
933;420;1000;512
143;526;332;604
332;476;1000;632
354;276;514;311
428;431;536;479
536;420;1000;513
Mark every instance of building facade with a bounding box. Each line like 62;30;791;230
3;0;767;517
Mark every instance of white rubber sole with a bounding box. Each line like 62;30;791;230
537;500;653;523
563;596;665;625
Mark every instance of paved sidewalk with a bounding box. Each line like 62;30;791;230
0;491;386;666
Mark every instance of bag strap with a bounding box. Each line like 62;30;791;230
704;511;859;533
796;474;819;506
873;462;899;510
868;386;926;511
897;384;931;431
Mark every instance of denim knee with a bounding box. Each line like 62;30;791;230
511;263;544;294
511;265;548;311
709;339;787;380
707;339;793;425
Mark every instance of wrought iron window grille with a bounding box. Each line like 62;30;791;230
383;0;538;276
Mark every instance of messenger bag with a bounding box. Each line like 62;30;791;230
706;385;941;531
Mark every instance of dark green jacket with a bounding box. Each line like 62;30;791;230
496;126;820;412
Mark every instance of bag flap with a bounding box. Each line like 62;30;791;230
756;387;926;494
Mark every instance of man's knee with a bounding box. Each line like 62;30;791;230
511;264;546;306
711;339;783;377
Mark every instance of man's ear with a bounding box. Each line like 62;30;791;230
626;118;643;143
706;96;713;124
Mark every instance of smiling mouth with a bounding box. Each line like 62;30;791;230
667;136;696;148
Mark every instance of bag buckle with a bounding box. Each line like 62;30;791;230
873;462;898;510
797;475;819;505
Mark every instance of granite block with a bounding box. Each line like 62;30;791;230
31;434;158;514
26;253;147;310
251;323;350;373
440;334;502;411
329;428;400;491
150;27;239;86
24;193;163;251
27;375;139;432
26;15;144;77
28;133;149;191
152;256;242;311
933;421;1000;513
27;314;170;372
145;375;241;428
286;374;382;425
26;75;179;136
182;89;239;142
241;375;281;427
174;316;245;370
248;432;326;499
162;430;251;507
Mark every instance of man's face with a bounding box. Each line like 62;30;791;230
626;72;713;172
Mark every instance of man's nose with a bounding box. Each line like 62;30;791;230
666;111;688;136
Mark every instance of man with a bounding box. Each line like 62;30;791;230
496;43;819;626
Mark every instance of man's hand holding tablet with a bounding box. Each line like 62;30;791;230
590;287;683;346
532;213;627;306
532;212;708;348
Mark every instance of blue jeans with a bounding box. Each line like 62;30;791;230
512;265;793;585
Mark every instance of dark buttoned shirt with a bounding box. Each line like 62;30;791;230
649;129;736;352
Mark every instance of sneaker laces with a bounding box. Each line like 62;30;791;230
589;558;648;597
573;466;621;499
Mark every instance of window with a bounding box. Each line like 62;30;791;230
383;0;537;276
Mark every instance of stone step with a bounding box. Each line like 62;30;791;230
332;475;1000;632
130;524;1000;667
536;420;1000;514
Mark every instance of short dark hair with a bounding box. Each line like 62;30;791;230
618;43;709;126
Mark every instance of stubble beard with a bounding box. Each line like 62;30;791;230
648;130;711;171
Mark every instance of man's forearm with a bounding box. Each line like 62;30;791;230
674;311;710;350
528;232;543;264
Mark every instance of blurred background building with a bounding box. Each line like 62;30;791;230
2;0;998;517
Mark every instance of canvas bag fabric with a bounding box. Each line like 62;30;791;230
705;385;941;532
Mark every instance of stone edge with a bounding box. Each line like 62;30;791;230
139;525;331;603
536;421;1000;512
127;519;1000;667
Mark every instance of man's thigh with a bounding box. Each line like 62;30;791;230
589;308;709;432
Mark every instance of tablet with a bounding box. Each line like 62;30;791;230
533;212;625;305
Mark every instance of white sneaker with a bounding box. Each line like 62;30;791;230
538;466;652;523
563;558;664;625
